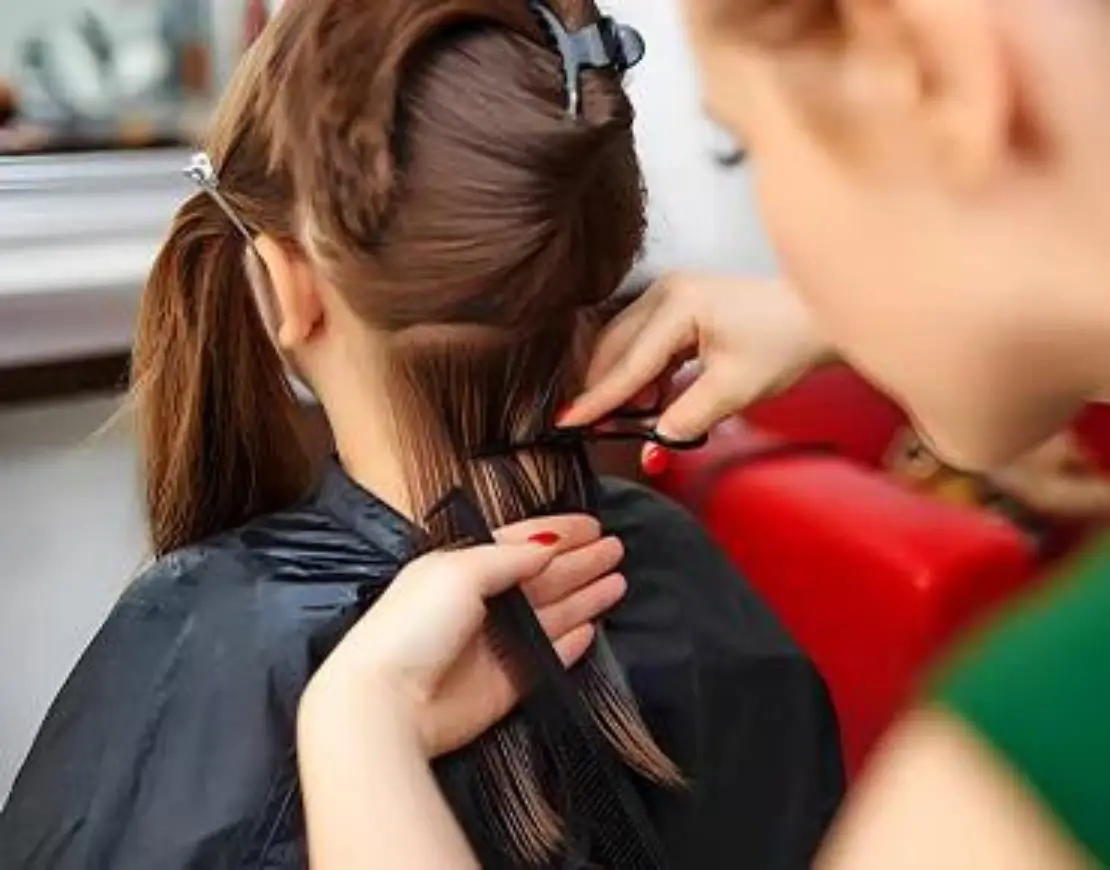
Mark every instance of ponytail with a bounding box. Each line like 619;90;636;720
131;195;314;555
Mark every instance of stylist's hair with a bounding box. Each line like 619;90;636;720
132;0;678;863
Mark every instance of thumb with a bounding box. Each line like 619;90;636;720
442;542;557;600
654;371;742;442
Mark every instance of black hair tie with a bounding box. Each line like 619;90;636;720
528;0;646;116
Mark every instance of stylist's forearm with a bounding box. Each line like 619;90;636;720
298;677;480;870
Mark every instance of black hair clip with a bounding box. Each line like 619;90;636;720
529;0;646;116
473;402;708;460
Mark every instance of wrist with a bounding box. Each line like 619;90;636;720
299;663;426;759
774;279;835;387
770;324;836;395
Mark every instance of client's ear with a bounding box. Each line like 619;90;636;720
254;234;324;351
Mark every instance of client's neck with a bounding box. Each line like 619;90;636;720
335;429;414;521
320;389;415;521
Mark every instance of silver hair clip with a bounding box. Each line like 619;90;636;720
183;152;256;246
181;153;318;404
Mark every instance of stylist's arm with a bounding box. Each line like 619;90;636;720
296;516;625;869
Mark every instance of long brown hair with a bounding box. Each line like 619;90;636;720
132;0;679;863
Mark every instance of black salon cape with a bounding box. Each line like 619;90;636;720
0;466;844;870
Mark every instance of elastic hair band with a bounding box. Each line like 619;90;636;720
528;1;646;116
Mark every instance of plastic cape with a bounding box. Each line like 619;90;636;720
0;464;844;870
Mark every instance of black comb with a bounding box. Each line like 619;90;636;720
426;488;668;869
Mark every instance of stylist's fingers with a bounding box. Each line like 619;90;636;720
583;287;667;388
494;513;602;549
327;542;556;696
564;296;696;427
422;542;557;601
521;535;624;608
551;623;597;668
494;515;624;607
535;572;627;640
653;369;745;443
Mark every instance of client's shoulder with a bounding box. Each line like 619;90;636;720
596;476;717;555
596;476;806;661
126;501;376;607
114;500;393;673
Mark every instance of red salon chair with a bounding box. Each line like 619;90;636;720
653;365;1041;775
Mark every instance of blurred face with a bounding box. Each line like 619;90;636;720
683;0;1110;468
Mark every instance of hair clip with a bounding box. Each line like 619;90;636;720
182;150;313;399
183;151;256;247
528;0;646;116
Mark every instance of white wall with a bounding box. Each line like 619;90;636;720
0;0;775;801
0;398;147;798
612;0;777;278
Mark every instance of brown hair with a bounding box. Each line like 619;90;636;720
132;0;678;863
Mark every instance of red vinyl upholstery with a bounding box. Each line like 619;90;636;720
654;368;1041;774
745;364;906;468
1076;403;1110;469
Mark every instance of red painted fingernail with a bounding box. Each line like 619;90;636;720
641;444;671;477
554;405;573;426
528;532;561;546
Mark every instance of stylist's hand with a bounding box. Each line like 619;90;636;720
302;516;625;758
562;272;828;445
987;430;1110;520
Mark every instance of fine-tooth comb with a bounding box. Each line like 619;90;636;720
426;487;668;869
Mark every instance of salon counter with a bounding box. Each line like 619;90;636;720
0;149;184;369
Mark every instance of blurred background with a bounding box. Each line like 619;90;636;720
0;0;775;798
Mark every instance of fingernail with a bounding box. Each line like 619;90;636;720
641;444;670;477
554;404;573;426
528;531;561;546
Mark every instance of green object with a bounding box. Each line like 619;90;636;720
935;539;1110;864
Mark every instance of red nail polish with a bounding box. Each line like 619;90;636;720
641;444;670;477
529;532;561;546
554;405;573;426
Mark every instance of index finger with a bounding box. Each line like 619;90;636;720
494;513;603;549
561;296;696;427
584;289;666;389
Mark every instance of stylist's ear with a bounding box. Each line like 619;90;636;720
254;235;325;351
840;0;1011;187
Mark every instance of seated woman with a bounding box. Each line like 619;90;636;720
0;1;843;868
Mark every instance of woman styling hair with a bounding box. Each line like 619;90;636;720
0;1;843;868
561;0;1110;866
